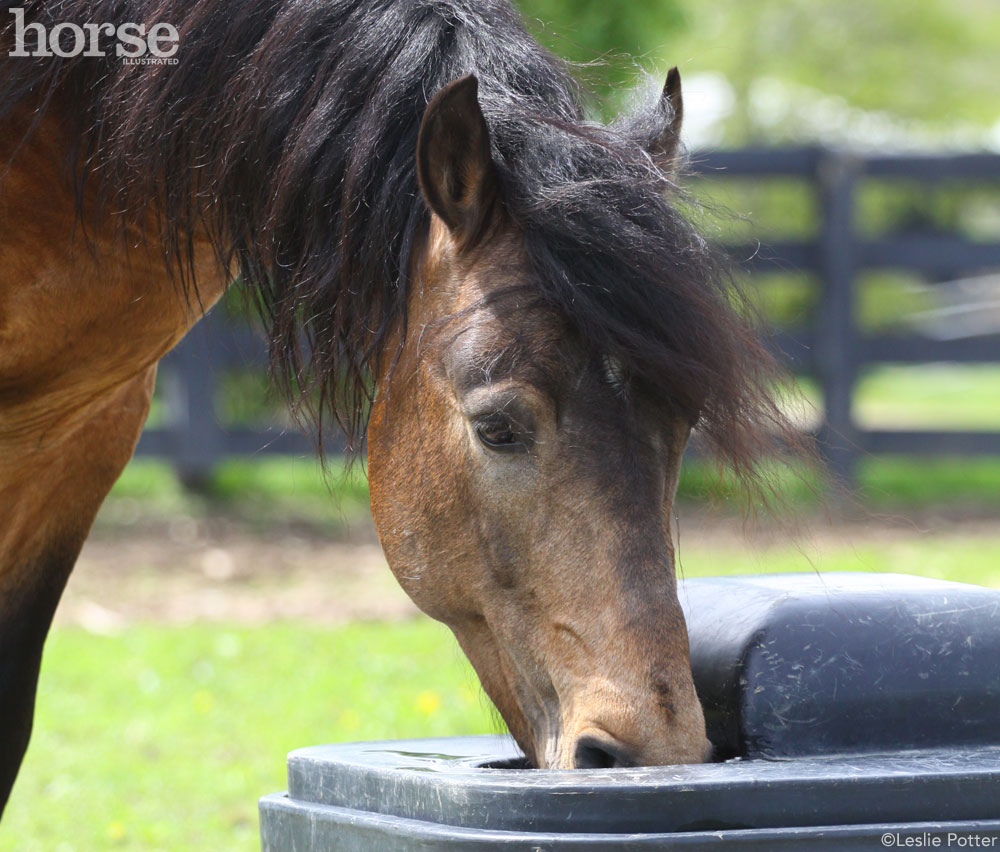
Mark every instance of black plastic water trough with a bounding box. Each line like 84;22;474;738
259;573;1000;850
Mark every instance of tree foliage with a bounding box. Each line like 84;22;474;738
517;0;1000;145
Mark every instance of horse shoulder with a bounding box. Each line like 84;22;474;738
0;98;224;812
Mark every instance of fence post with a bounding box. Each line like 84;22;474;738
170;308;227;491
815;150;859;489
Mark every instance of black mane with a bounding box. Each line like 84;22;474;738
1;0;791;477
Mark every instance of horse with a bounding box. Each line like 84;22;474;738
0;0;793;812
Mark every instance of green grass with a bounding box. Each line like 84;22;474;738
854;365;1000;430
110;456;367;507
675;456;1000;511
855;457;1000;508
792;365;1000;431
3;619;497;852
675;534;1000;590
102;456;371;531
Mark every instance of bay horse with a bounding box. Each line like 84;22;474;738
0;0;792;812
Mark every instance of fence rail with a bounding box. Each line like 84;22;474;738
138;147;1000;486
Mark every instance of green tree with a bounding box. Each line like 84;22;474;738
517;0;1000;145
517;0;687;102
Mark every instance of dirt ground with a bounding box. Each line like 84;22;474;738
58;510;416;630
56;502;1000;630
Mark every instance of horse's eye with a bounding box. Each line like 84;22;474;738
475;418;522;452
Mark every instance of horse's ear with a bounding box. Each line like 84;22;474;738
649;67;684;177
417;74;500;242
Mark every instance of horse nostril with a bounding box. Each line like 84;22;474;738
573;735;634;769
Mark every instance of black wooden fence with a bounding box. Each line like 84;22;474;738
137;147;1000;486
